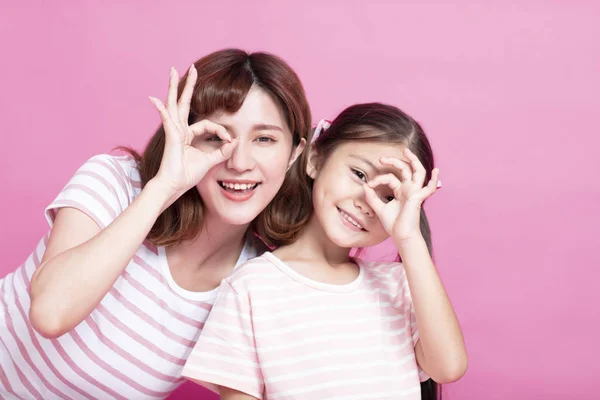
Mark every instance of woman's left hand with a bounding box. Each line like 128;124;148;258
363;148;440;242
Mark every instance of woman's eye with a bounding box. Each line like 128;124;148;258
385;196;395;203
352;169;367;182
256;137;275;143
206;135;222;142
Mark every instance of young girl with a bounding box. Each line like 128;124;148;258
0;49;312;399
182;103;468;399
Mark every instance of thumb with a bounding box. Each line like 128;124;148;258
363;184;385;218
204;139;238;169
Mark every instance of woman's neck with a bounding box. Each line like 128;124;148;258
168;212;250;273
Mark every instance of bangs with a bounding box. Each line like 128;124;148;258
188;61;255;121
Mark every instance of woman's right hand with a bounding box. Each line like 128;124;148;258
149;66;238;199
30;66;239;338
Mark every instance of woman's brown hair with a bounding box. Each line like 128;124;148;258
127;49;312;247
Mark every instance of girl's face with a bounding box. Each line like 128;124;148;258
195;86;305;226
307;140;408;249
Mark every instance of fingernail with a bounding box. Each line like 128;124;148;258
437;180;442;189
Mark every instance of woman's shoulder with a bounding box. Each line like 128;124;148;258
83;153;143;195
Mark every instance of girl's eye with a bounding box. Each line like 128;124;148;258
352;168;367;182
385;196;395;203
205;135;222;142
256;137;275;143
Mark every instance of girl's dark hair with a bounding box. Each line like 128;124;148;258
125;49;312;247
311;102;440;400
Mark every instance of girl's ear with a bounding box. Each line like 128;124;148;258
306;144;319;179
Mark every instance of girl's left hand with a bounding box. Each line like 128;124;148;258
363;148;440;242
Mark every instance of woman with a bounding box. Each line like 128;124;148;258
0;48;312;399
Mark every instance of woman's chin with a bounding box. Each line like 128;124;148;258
213;211;257;227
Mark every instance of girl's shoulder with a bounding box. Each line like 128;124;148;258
358;259;406;279
224;252;284;294
358;259;411;299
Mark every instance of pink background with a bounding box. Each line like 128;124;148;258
1;1;599;399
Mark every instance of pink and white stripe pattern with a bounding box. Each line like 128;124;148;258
183;252;429;400
0;154;258;399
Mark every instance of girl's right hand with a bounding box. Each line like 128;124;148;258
149;65;238;199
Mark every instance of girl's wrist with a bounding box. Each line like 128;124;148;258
394;234;428;255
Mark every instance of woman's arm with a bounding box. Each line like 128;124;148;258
29;178;172;338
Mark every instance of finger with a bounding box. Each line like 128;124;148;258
403;148;427;186
189;119;232;142
367;173;402;197
166;67;179;117
362;184;386;216
149;96;179;139
178;64;197;123
204;139;238;168
422;168;440;198
379;157;412;183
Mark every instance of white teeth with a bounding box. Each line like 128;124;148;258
220;182;257;191
341;210;363;230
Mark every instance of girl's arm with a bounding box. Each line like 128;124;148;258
220;386;259;400
29;66;236;338
363;148;467;384
395;235;467;383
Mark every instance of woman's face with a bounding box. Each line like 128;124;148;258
195;85;305;226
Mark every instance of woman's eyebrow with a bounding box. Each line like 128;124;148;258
253;124;283;132
217;123;284;134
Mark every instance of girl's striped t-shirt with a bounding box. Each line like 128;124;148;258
183;251;428;400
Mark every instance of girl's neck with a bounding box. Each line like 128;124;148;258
276;215;351;266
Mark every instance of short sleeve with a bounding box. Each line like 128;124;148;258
182;280;263;399
45;154;134;229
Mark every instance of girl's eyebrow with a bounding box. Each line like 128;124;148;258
349;154;380;173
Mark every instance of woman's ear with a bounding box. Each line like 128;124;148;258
306;144;319;179
287;138;306;170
